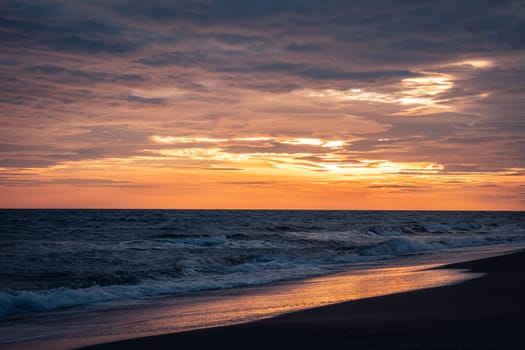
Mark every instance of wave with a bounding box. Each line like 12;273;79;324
359;238;441;256
416;222;482;233
156;235;228;247
1;210;524;318
0;262;330;317
368;221;483;236
3;233;524;317
368;226;404;236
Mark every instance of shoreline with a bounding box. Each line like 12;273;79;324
84;249;525;350
1;246;521;349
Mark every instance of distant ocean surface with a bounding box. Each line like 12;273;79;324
1;210;524;318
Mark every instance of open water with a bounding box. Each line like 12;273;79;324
1;210;524;318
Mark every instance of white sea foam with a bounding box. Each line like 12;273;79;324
0;265;328;317
1;210;524;318
368;227;403;236
360;238;442;256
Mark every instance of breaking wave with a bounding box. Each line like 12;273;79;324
1;210;524;317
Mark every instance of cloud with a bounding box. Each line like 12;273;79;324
205;167;244;171
126;94;165;105
366;184;431;189
219;181;275;186
0;175;143;187
29;65;144;83
1;0;525;208
300;69;416;81
138;51;208;67
47;178;141;187
1;5;142;55
0;158;58;168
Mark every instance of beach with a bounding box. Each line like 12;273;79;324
85;250;525;350
2;210;524;349
3;0;525;348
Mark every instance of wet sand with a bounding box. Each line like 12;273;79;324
84;250;525;349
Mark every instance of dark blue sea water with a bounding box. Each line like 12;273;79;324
1;210;524;318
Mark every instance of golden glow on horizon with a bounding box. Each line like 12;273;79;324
2;158;524;209
1;58;522;210
4;0;525;214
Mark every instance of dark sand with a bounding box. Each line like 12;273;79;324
84;251;525;349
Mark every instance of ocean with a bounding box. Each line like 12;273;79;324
1;210;524;319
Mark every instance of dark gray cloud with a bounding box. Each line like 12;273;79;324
3;0;524;76
29;65;144;83
138;52;209;67
0;1;143;54
139;52;416;83
126;94;165;105
2;0;524;60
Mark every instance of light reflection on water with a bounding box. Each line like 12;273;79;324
0;262;482;350
140;265;481;332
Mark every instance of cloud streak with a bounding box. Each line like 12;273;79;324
1;0;525;209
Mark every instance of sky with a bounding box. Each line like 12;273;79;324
1;0;525;209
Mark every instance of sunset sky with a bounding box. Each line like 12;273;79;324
1;0;525;209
